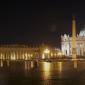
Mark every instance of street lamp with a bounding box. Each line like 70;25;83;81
43;48;50;54
42;48;50;59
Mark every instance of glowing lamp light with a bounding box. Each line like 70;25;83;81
30;54;33;57
51;53;53;56
43;48;50;54
42;54;45;59
57;52;63;56
11;55;16;60
42;48;50;59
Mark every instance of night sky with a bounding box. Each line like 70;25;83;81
0;0;85;47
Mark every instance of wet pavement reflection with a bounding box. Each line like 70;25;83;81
0;60;85;85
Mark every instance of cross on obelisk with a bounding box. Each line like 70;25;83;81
72;16;77;59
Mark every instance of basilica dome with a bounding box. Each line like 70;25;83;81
79;28;85;36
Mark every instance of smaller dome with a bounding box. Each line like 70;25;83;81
79;28;85;36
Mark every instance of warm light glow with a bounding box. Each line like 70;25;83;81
25;53;28;60
0;60;3;67
51;53;53;56
25;61;28;70
25;53;27;57
25;61;30;70
42;62;51;80
58;62;62;73
0;53;3;59
42;48;50;59
73;61;77;69
43;62;50;71
30;54;33;57
43;48;50;54
25;61;34;70
30;61;34;68
42;54;45;59
57;52;63;57
11;54;16;60
28;54;30;57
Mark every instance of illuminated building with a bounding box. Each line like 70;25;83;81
0;44;60;60
61;19;85;56
0;44;40;60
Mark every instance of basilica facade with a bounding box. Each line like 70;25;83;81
61;29;85;57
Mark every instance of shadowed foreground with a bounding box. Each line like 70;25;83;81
0;60;85;85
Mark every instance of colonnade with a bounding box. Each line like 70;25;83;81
0;47;40;60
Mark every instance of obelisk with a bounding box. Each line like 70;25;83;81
72;16;77;59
